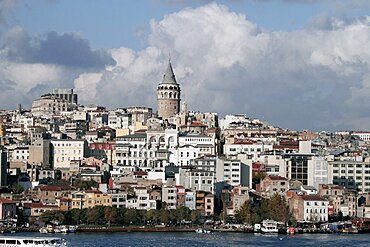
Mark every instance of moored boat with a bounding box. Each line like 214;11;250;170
195;228;211;234
39;227;48;234
0;236;66;246
68;225;78;233
260;220;278;234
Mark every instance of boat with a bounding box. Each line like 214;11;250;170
68;225;78;233
287;227;295;234
0;236;66;246
46;225;54;233
39;227;48;234
260;220;279;234
195;228;211;234
59;226;69;234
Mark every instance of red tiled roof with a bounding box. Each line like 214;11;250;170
23;203;59;208
133;171;148;176
0;198;16;204
301;195;327;201
180;122;207;127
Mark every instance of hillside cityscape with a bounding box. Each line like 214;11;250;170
0;59;369;233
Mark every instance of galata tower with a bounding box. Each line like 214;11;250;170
157;60;181;120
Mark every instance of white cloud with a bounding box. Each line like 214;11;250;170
86;3;370;130
2;3;370;131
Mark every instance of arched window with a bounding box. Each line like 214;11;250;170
168;136;174;145
159;136;165;143
150;136;157;143
173;92;177;98
169;92;173;98
164;92;168;98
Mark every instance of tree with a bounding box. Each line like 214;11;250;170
145;209;158;224
173;207;191;223
269;194;292;224
86;207;104;225
116;207;126;224
190;210;201;224
68;208;87;225
104;207;117;226
74;179;98;190
39;210;65;224
10;183;24;194
236;201;260;225
124;208;138;225
159;209;170;225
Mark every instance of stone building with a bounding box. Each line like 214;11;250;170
157;60;181;120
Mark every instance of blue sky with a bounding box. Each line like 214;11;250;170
11;0;367;50
1;0;370;131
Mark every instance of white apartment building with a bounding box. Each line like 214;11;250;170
9;147;29;162
351;131;370;142
328;161;370;194
260;152;286;177
162;186;177;209
108;110;131;129
126;187;156;210
284;153;329;189
115;133;148;168
179;167;215;194
185;190;196;210
303;196;329;222
216;158;251;187
136;188;156;210
177;133;215;166
224;140;274;162
51;139;86;169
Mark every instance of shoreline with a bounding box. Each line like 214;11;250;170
8;226;368;234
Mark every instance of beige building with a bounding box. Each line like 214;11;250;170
31;94;69;118
260;176;289;197
69;190;112;209
51;139;87;169
29;139;52;168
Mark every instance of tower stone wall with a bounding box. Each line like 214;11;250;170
157;61;181;120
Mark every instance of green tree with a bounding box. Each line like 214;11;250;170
269;194;292;224
145;209;158;224
39;210;65;224
124;208;138;225
116;207;126;224
190;210;201;224
104;207;117;226
159;209;170;225
69;208;87;225
74;179;98;190
236;201;260;225
10;183;24;194
86;207;104;225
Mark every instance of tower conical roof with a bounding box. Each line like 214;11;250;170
161;60;177;84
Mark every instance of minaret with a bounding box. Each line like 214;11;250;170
157;60;181;120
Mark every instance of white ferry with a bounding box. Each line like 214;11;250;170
260;220;279;234
0;236;66;246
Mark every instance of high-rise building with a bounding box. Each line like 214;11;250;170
51;88;78;104
157;60;181;120
0;148;7;186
